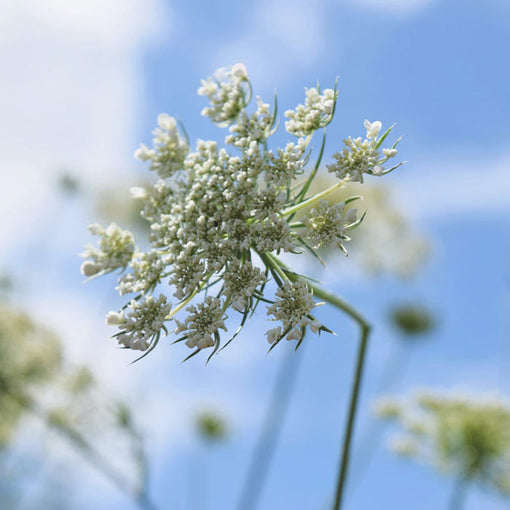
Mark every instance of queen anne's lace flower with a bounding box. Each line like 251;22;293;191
117;250;168;296
80;223;135;277
285;87;337;137
226;97;273;148
223;261;267;312
135;114;188;179
267;281;321;342
303;200;358;252
82;64;402;358
198;65;249;125
111;294;171;351
175;296;227;350
327;119;400;183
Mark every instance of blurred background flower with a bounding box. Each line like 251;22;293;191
377;391;510;509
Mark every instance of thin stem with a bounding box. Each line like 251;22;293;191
448;477;469;510
236;347;304;510
330;322;370;510
281;180;345;218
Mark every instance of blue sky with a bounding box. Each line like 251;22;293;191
1;0;510;509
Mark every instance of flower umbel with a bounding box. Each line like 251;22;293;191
327;119;403;183
80;223;135;277
81;64;402;359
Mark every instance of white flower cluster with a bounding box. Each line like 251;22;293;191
198;63;249;125
110;294;171;351
80;223;135;277
134;114;188;179
175;296;227;350
226;97;273;148
303;200;358;252
82;64;402;359
327;120;400;183
266;281;322;344
117;250;169;296
223;261;267;312
285;87;336;137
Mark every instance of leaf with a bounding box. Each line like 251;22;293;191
375;123;396;149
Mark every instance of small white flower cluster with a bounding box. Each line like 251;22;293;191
285;87;336;137
303;200;358;252
80;223;135;277
265;138;308;187
327;120;400;183
198;64;249;125
223;261;267;312
117;250;168;296
266;281;322;344
135;114;188;179
82;64;402;359
175;296;227;350
226;97;273;148
111;294;171;351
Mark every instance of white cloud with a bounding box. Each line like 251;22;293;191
0;0;170;251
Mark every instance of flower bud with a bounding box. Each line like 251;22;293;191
383;148;398;158
105;311;125;326
364;119;382;139
231;63;248;80
81;260;101;277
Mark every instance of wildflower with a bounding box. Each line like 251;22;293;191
364;119;382;139
303;200;358;252
134;114;188;179
267;281;321;342
82;63;402;358
175;296;227;350
113;294;171;351
285;86;337;136
117;250;168;296
81;223;135;276
198;64;249;125
223;261;266;312
327;120;402;183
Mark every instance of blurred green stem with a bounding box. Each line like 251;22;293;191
0;377;157;510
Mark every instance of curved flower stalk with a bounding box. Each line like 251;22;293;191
81;63;404;509
376;391;510;510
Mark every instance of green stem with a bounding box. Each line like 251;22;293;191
281;180;345;218
267;254;370;510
